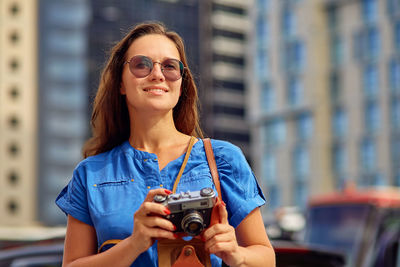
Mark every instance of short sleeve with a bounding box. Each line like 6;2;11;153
212;140;266;228
55;164;93;226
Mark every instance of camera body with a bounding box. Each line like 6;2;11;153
154;187;217;236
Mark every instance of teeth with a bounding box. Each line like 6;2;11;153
145;89;165;92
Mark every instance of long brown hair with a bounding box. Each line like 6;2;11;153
83;22;203;158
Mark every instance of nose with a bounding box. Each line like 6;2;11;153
149;62;165;81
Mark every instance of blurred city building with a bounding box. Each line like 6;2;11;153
0;0;90;226
250;0;400;213
0;0;39;226
0;0;253;226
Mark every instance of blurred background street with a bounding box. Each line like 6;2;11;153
0;0;399;266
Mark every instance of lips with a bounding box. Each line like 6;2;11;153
143;86;168;93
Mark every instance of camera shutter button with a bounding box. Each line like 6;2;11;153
200;187;214;197
153;194;167;203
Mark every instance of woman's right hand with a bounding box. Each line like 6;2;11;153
128;188;177;253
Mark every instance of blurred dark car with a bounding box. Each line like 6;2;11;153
0;241;63;267
273;240;346;267
304;185;400;267
0;227;65;267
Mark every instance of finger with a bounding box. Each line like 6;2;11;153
151;227;178;240
142;215;176;232
137;225;177;240
204;232;233;251
203;223;231;241
143;188;172;202
138;202;171;217
207;241;236;255
218;201;228;224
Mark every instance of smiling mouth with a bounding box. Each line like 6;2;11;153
143;88;168;93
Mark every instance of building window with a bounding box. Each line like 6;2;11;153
7;199;19;214
8;171;19;186
395;21;400;51
391;138;400;168
9;30;19;44
332;107;347;138
360;173;386;186
367;27;381;60
261;82;275;113
363;64;379;98
257;16;268;45
264;118;286;147
293;145;309;178
389;59;400;93
294;181;308;208
360;138;376;172
284;40;306;72
268;185;280;210
258;0;270;12
327;6;338;31
9;86;20;100
354;27;381;62
331;36;343;66
287;76;303;106
387;0;400;18
364;101;380;133
282;7;296;38
296;112;313;141
395;168;400;186
391;98;400;131
9;3;20;16
263;153;276;183
330;72;341;103
361;0;378;23
257;48;269;79
332;144;347;175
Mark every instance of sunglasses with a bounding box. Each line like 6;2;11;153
124;55;184;81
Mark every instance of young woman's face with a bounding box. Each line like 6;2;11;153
120;34;183;116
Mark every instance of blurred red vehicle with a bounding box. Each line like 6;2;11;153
303;185;400;267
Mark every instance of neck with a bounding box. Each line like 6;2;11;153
128;110;187;152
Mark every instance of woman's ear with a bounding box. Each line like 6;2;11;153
120;83;126;95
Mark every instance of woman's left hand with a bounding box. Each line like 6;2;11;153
202;202;245;267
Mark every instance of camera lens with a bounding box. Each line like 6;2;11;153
181;210;204;236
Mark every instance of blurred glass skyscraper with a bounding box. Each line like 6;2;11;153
250;0;400;213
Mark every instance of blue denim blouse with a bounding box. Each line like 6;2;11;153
56;139;265;267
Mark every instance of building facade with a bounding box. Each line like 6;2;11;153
0;0;39;225
251;0;400;213
0;0;90;226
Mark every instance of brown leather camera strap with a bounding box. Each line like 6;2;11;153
202;138;222;200
172;136;197;193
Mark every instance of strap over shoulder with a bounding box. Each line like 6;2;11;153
202;138;222;200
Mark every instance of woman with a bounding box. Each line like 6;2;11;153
56;22;275;267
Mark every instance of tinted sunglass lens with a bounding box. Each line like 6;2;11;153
129;56;152;78
162;59;183;81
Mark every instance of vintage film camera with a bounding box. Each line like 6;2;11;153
154;187;217;236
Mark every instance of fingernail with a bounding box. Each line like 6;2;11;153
164;189;172;194
222;201;226;207
172;225;177;231
173;234;179;239
201;236;206;242
164;208;171;215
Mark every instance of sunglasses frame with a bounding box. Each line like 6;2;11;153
124;55;185;81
